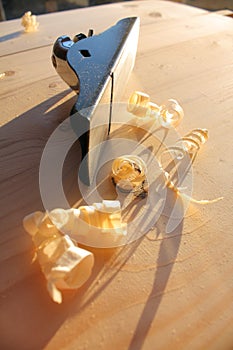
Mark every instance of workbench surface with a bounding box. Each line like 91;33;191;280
0;1;233;349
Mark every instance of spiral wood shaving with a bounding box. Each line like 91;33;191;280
23;200;126;303
111;155;147;196
127;91;184;128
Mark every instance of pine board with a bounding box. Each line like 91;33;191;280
0;1;233;350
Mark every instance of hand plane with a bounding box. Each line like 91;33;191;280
52;17;140;185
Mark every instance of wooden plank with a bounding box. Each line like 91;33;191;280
0;0;208;56
214;9;233;18
0;1;233;350
1;10;232;107
1;26;233;121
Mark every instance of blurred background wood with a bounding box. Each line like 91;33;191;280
1;0;233;20
168;0;233;11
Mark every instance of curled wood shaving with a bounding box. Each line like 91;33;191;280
111;155;148;196
163;171;223;205
23;200;126;303
21;11;39;32
68;200;127;246
110;147;222;205
176;128;209;159
158;128;223;203
127;91;184;128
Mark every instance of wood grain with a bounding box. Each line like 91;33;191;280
0;1;233;350
0;0;207;56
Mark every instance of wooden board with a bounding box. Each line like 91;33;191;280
0;1;233;349
0;0;208;56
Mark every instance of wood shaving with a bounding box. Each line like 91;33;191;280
21;11;39;32
163;170;223;204
111;155;147;196
23;201;126;303
66;200;127;246
127;91;184;128
110;129;222;205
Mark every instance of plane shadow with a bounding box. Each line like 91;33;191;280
0;96;183;350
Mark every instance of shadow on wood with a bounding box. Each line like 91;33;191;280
0;89;82;350
128;192;184;350
0;93;183;349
